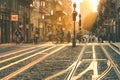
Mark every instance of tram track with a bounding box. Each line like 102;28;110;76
0;43;119;80
0;44;65;80
43;45;84;80
64;44;100;80
64;43;120;80
0;47;52;71
65;44;86;80
0;44;54;58
0;46;49;64
100;45;120;79
96;60;112;80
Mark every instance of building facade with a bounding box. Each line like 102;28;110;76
0;0;32;43
97;0;119;42
30;0;73;42
30;0;49;42
116;0;120;41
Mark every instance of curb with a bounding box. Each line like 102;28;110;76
0;41;52;48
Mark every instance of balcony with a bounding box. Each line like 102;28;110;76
56;11;67;16
55;0;62;6
55;0;67;16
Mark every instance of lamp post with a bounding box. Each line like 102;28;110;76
26;24;29;43
42;15;45;41
72;3;77;47
79;14;81;30
51;10;54;33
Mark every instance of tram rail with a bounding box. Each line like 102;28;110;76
0;45;65;80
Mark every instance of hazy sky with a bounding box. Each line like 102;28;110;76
71;0;99;21
71;0;99;30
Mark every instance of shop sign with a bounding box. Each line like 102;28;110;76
11;15;18;21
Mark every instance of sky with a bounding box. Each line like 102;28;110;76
71;0;100;21
71;0;100;30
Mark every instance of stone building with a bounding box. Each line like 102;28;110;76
97;0;120;42
0;0;32;43
30;0;73;42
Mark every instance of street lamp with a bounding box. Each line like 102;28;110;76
51;10;54;32
72;3;77;47
79;14;81;30
42;15;45;41
26;24;29;43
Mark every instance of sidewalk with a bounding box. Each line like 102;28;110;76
0;43;16;48
0;41;53;48
110;42;120;51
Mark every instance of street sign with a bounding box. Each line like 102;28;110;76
11;15;18;21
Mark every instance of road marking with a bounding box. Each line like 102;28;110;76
66;44;86;80
92;44;99;80
72;44;99;80
82;59;107;62
85;51;92;54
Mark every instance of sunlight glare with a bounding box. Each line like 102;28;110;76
89;0;100;12
72;0;83;22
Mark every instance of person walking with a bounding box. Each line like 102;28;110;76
59;28;64;43
14;28;23;44
67;31;71;43
47;31;52;41
34;31;39;44
56;28;60;43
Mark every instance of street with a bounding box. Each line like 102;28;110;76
0;0;120;80
0;43;120;80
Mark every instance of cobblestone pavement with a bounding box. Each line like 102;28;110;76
110;42;120;51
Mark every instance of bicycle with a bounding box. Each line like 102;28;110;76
76;35;87;43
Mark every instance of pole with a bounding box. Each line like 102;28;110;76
73;20;76;47
72;3;77;47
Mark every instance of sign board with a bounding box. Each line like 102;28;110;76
11;15;18;21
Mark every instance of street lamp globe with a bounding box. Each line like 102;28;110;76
73;2;76;9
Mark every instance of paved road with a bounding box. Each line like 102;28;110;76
0;43;120;80
110;42;120;51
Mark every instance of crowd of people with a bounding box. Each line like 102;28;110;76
47;28;72;43
46;28;99;44
14;27;107;44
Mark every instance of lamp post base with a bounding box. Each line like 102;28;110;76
72;38;76;47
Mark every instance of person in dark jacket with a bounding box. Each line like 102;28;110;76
67;31;71;43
